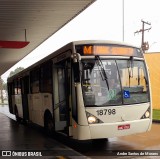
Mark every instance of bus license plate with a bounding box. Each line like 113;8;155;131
118;124;130;130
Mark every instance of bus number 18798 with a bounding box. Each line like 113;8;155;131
96;109;116;116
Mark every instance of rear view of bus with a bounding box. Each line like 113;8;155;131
72;41;152;140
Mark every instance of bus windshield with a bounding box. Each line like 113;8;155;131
81;59;149;106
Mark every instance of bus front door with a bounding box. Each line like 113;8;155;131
53;61;70;135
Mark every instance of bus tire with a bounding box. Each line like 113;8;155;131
92;138;108;144
44;112;54;136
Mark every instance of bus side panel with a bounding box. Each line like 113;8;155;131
11;95;16;114
22;94;29;121
15;94;23;118
28;94;33;122
42;93;53;116
7;83;14;114
8;96;13;114
28;93;42;126
76;84;88;125
28;93;53;126
71;84;91;140
72;119;91;140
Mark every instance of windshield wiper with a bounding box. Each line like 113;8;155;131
127;56;134;87
95;55;109;90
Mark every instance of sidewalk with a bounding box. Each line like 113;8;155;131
0;104;15;120
0;105;86;159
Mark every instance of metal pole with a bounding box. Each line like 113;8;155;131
122;0;124;41
134;20;151;52
25;29;27;41
141;21;144;49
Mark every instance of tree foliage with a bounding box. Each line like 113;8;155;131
0;67;25;103
0;76;4;103
9;67;24;77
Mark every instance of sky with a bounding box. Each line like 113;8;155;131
2;0;160;81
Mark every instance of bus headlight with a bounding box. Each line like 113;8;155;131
88;116;96;124
145;111;150;118
141;108;150;119
86;111;103;124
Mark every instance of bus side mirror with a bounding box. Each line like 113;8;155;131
73;62;80;83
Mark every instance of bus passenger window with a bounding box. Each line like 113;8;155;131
17;80;21;95
58;68;65;101
30;68;40;93
14;80;22;95
13;80;17;95
40;61;52;93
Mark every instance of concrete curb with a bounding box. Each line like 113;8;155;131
153;119;160;123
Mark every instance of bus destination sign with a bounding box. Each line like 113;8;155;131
75;44;142;57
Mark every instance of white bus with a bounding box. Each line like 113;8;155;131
7;40;152;140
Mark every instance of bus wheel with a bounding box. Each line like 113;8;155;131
92;138;108;145
44;113;54;136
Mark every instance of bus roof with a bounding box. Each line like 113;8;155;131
72;40;140;49
7;40;141;82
